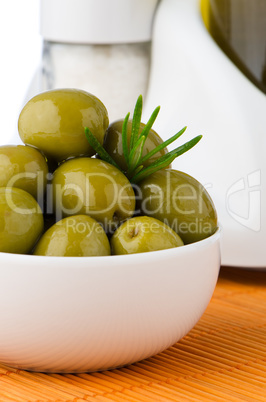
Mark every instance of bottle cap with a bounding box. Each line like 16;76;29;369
40;0;159;44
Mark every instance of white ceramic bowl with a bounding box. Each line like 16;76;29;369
0;228;220;373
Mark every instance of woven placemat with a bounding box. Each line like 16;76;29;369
0;266;265;401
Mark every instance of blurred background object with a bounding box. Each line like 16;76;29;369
202;0;266;94
0;0;41;145
0;0;159;145
40;0;159;122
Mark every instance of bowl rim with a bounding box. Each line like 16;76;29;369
0;225;221;265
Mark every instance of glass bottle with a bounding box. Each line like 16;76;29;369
40;0;159;122
201;0;266;94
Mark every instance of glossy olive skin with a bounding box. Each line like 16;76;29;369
103;120;169;171
0;187;44;254
111;216;183;255
0;145;48;199
137;169;218;244
52;157;135;230
18;89;109;163
34;215;110;257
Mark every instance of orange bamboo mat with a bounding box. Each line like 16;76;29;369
0;266;265;402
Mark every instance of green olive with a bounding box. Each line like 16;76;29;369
18;89;109;163
0;187;44;254
111;216;183;255
0;145;48;199
34;215;110;256
137;169;218;244
103;120;169;171
52;157;135;230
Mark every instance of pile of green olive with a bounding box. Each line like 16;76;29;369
0;89;217;256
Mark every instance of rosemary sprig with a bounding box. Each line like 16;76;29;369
139;126;187;165
84;95;203;183
84;127;120;169
122;112;130;165
130;95;143;150
139;105;160;140
131;135;202;183
128;135;146;174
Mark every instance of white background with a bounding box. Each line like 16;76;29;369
0;0;41;145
